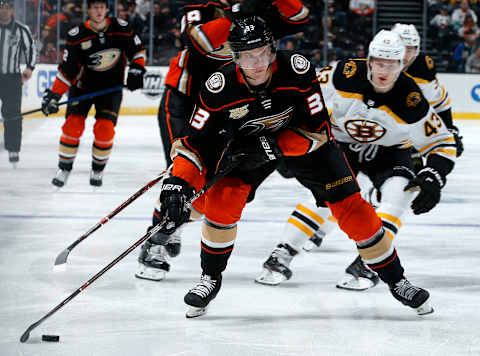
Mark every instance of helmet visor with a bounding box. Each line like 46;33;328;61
233;45;276;70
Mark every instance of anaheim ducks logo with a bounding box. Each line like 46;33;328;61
239;107;293;135
229;104;249;120
88;49;121;71
345;119;386;143
406;91;422;107
343;60;357;78
426;56;434;70
207;43;232;60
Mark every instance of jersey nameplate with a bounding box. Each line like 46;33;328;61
291;54;310;74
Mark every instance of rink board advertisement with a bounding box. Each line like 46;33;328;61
18;64;480;119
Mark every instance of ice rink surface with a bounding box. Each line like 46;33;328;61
0;115;479;356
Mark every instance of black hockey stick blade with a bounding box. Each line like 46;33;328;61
20;321;39;343
54;248;71;267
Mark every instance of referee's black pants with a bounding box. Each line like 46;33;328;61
0;73;22;152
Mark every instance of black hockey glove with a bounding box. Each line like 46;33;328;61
404;167;444;215
448;125;464;157
227;135;282;171
159;176;195;234
41;89;61;116
126;63;146;91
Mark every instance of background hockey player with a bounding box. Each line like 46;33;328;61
136;0;310;282
41;0;146;188
156;17;434;318
256;30;456;296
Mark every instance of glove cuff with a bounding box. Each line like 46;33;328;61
418;167;445;188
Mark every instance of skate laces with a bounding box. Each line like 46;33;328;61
270;245;293;265
189;275;218;298
393;279;420;301
146;245;168;262
91;170;103;180
55;169;70;181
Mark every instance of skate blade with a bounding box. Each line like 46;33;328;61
254;269;287;286
134;265;166;281
336;274;377;291
416;299;434;316
186;305;208;318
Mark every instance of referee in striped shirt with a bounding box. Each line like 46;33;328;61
0;0;36;166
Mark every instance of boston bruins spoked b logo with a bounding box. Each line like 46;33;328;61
345;119;386;143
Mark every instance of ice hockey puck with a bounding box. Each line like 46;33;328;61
42;334;60;342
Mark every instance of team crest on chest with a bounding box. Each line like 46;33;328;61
229;104;249;119
345;119;386;143
406;91;422;107
88;48;121;71
206;72;225;93
239;107;293;134
343;60;357;78
291;54;310;74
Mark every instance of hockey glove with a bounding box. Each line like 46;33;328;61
41;89;61;116
404;167;444;215
229;135;282;171
448;125;464;157
159;176;195;234
126;63;146;91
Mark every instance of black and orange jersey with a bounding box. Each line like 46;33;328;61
171;51;331;186
52;17;146;94
165;0;310;96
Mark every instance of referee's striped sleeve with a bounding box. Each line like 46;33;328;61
19;23;36;69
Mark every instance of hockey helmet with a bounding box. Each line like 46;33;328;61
228;16;276;69
391;23;420;48
367;30;405;89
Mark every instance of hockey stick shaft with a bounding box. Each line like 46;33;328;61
54;167;171;267
21;85;125;117
20;166;230;343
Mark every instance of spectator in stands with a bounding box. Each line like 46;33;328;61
41;2;82;46
310;49;323;69
457;13;480;38
117;1;128;21
136;0;151;21
452;33;477;71
451;0;477;31
349;0;374;16
466;45;480;71
348;0;374;43
430;5;453;49
127;1;145;38
39;41;58;63
355;43;366;58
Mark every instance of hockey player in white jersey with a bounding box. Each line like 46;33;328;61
256;30;456;312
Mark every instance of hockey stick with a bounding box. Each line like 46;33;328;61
53;166;171;268
20;161;233;343
20;85;125;117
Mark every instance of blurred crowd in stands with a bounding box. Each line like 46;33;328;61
21;0;480;73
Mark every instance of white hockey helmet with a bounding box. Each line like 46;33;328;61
367;30;405;89
391;23;421;48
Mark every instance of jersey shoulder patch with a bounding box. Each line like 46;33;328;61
290;53;310;74
68;26;80;37
332;59;367;94
405;53;436;81
206;72;225;93
390;74;429;123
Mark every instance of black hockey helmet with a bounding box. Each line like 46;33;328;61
87;0;108;8
228;16;274;52
228;16;276;69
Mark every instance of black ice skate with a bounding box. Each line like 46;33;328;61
90;170;104;187
255;244;297;285
184;274;222;318
52;169;71;187
389;278;434;315
336;255;380;291
8;151;19;168
135;240;170;281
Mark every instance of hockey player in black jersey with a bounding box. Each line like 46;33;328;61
136;0;310;281
155;17;433;318
41;0;146;188
257;31;455;313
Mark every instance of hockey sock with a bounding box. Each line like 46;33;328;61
364;248;405;285
200;237;234;277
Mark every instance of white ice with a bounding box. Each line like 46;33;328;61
0;115;479;356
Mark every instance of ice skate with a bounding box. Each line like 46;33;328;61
389;278;434;315
135;241;170;281
8;151;19;168
184;274;222;318
90;170;104;187
51;169;71;187
303;232;324;252
255;244;297;285
336;255;380;291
